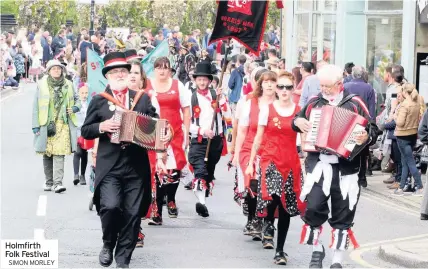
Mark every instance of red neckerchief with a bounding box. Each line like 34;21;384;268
197;89;211;101
113;88;128;107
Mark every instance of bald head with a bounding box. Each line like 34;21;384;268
43;31;49;38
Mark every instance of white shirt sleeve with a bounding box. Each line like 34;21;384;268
238;99;251;127
178;80;191;108
258;104;269;126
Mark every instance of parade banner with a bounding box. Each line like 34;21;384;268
209;0;274;55
141;39;170;79
87;49;108;103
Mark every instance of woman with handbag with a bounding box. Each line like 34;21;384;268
32;60;81;193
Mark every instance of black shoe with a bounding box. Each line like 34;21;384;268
262;238;274;249
252;233;262;241
196;202;209;217
167;201;178;218
148;216;163;226
262;221;275;240
250;218;263;235
136;230;145;248
330;263;343;268
274;251;288;265
99;246;113;267
184;182;192;190
73;175;79;186
79;175;86;185
243;220;252;235
309;245;325;268
421;213;428;220
116;264;129;268
358;178;368;188
366;170;373;177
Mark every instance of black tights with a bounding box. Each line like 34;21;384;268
246;196;257;222
73;144;88;176
155;178;180;217
265;195;291;252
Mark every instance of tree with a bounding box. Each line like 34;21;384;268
0;0;19;15
266;0;281;29
16;0;79;34
181;0;216;34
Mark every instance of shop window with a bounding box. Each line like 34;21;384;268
311;14;336;64
296;13;310;62
368;0;403;11
366;16;402;103
297;0;337;11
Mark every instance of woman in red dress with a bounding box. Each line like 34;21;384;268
232;69;276;241
147;57;191;225
245;71;305;265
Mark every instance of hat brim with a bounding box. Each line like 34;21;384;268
46;64;66;74
192;73;213;81
102;64;131;77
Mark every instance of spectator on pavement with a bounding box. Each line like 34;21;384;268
418;109;428;221
51;29;66;58
228;54;246;113
298;63;320;107
79;35;92;63
343;62;354;84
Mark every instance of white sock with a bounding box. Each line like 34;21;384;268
195;190;206;204
332;249;344;264
313;241;324;252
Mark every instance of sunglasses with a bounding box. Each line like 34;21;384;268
276;84;294;91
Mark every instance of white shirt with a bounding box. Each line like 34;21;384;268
189;91;232;137
150;80;191;114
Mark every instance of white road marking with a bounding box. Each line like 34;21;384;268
34;229;45;240
36;195;47;216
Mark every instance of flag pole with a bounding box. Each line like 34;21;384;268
204;38;232;162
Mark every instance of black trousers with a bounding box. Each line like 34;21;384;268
155;170;180;217
265;195;291;252
99;164;143;265
358;146;370;179
302;164;360;230
73;144;88;176
188;136;223;184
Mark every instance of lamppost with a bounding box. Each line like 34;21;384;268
89;0;95;35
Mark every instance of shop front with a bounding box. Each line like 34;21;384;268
284;0;427;101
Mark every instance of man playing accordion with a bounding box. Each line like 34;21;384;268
291;64;379;269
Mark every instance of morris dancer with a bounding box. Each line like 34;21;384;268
232;68;272;241
188;62;232;217
292;65;378;269
147;57;191;225
81;52;167;268
245;71;305;265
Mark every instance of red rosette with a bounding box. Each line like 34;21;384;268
193;106;201;118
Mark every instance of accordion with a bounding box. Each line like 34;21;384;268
302;105;368;160
110;109;169;152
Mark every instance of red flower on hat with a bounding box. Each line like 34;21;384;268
193;106;201;118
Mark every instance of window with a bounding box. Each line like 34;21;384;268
368;0;403;11
311;14;336;63
295;13;310;63
366;16;402;100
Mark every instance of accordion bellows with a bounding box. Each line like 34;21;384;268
303;105;368;160
111;110;169;152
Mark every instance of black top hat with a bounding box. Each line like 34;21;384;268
192;62;216;81
102;52;131;77
124;49;142;62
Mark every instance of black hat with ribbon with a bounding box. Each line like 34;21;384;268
192;62;216;81
102;52;131;77
124;49;142;62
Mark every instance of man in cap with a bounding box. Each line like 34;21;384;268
81;52;167;268
188;62;232;217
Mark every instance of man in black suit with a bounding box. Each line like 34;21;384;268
81;52;166;268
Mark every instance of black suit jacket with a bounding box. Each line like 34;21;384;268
81;86;157;215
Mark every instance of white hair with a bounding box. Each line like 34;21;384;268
317;64;343;85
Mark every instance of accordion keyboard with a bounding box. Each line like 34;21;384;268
303;108;322;151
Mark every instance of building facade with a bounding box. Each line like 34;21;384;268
284;0;428;101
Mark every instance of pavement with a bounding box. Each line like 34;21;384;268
1;82;427;268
